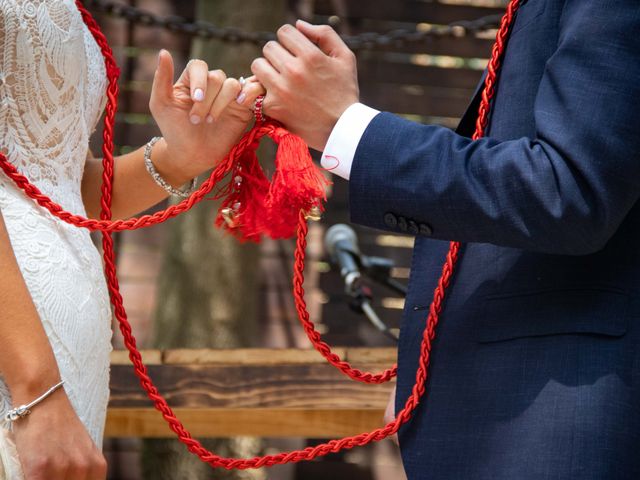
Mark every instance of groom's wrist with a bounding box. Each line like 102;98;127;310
321;102;380;180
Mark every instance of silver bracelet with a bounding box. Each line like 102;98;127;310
4;380;65;423
144;137;197;198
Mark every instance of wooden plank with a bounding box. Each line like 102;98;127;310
346;348;397;364
314;0;505;24
163;348;349;365
110;348;396;365
360;83;473;117
109;363;394;408
358;58;482;89
105;407;387;438
111;349;163;365
361;35;494;57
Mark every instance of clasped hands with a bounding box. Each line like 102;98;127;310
146;19;398;440
149;20;359;186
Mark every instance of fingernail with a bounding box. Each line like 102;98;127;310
190;114;201;125
236;92;247;105
193;88;204;102
206;115;214;124
297;19;311;27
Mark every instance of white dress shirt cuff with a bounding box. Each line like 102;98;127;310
321;103;380;180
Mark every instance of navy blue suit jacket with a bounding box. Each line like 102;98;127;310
349;1;640;478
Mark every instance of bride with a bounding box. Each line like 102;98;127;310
0;1;263;478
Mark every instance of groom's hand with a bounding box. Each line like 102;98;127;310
251;21;359;151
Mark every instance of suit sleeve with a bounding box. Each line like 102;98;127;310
349;0;640;255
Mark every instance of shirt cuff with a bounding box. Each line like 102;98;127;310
321;103;380;180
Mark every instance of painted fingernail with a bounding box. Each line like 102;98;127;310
193;88;204;102
190;114;201;125
236;92;247;105
206;115;214;124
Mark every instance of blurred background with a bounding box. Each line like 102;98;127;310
84;0;508;478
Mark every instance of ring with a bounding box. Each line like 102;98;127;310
254;95;266;123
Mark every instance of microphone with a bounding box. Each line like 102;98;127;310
324;223;399;341
324;224;362;293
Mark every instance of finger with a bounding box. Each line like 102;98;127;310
65;460;87;480
178;58;209;103
151;49;174;103
89;453;108;480
236;80;266;109
209;78;242;121
276;23;318;57
251;57;281;91
295;20;351;58
262;94;276;119
383;386;396;425
262;40;296;73
191;69;225;124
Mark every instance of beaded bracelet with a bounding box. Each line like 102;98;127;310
144;137;197;198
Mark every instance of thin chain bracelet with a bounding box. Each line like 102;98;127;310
144;137;198;198
4;380;65;423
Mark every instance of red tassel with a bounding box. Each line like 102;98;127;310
265;129;328;239
214;146;270;242
214;121;329;242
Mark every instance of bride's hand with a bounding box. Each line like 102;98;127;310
11;387;107;479
384;386;399;445
148;50;265;183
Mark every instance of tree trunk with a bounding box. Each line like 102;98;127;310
142;1;286;478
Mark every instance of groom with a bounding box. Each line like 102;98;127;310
251;1;640;479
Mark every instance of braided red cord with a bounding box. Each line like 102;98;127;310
0;0;520;468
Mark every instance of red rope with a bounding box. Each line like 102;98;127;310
0;0;521;468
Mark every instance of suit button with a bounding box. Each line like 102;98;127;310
408;220;419;235
384;212;398;228
397;216;408;232
419;223;433;236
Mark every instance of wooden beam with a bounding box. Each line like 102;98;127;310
107;348;396;437
105;407;387;438
360;36;494;57
109;363;394;408
360;82;473;118
314;0;505;24
111;349;162;365
163;347;348;365
110;347;396;365
358;58;483;89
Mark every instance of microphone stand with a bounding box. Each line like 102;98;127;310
343;255;407;342
348;282;399;342
324;224;407;343
360;256;408;296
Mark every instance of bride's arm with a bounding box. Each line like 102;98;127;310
82;140;191;220
0;212;107;479
82;51;264;220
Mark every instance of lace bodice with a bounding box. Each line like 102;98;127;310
0;0;113;461
0;0;107;209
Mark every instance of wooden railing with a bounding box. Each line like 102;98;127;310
106;348;396;438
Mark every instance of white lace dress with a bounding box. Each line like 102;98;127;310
0;0;113;477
